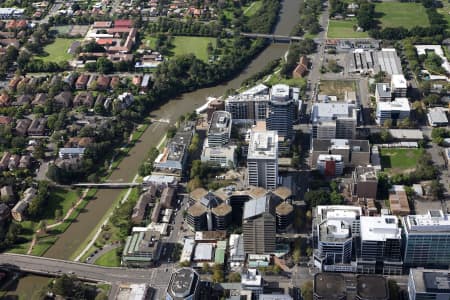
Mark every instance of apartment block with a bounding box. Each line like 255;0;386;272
402;210;450;268
247;130;278;190
357;216;403;275
311;102;358;139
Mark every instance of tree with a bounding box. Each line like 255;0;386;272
38;220;47;234
304;190;330;208
301;280;313;300
327;59;341;73
383;119;392;128
52;274;75;296
187;176;202;192
202;263;211;274
96;57;114;74
212;264;224;283
95;292;108;300
429;180;444;200
388;280;399;300
166;126;177;138
292;248;301;264
55;209;63;221
228;272;241;282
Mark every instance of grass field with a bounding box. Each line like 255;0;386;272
327;20;369;38
50;25;72;34
380;148;422;174
244;1;262;17
375;2;429;29
172;36;216;62
437;0;450;31
43;188;80;225
94;249;121;267
318;80;357;100
38;38;79;62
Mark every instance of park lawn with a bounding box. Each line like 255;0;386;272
318;80;357;100
266;74;307;89
244;1;262;17
50;25;72;35
42;187;80;225
31;236;58;256
375;2;429;29
94;248;121;267
38;38;79;62
327;20;369;38
380;148;422;174
144;36;157;49
172;36;216;62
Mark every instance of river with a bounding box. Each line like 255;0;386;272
7;0;300;296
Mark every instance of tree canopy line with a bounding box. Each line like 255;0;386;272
356;0;448;42
291;0;323;36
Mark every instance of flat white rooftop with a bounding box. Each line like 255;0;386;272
312;102;356;122
377;97;410;112
247;130;278;160
404;210;450;232
391;74;407;89
428;107;448;125
360;216;401;241
317;154;343;162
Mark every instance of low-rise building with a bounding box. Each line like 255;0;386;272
316;154;344;176
27;118;46;136
352;166;378;200
375;83;392;102
153;126;193;177
376;98;410;125
314;273;346;300
0;152;11;171
391;74;408;97
73;92;94;107
75;74;90;90
311;139;370;170
15;118;31;136
11;187;36;222
408;268;450;300
122;230;161;267
58;148;85;159
201;144;237;168
166;268;200;300
54;91;73;108
427;107;448;127
389;185;410;216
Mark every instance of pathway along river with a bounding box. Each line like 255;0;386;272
5;0;301;296
44;0;301;260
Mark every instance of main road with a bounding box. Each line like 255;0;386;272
0;253;173;295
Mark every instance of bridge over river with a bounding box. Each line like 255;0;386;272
239;32;306;43
0;253;173;298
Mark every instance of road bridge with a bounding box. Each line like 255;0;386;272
0;253;153;283
71;182;142;188
240;32;305;43
0;253;174;298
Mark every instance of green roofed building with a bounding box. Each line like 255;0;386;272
215;240;227;265
122;230;161;268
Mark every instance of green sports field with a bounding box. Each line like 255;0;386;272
327;19;369;38
375;2;429;29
